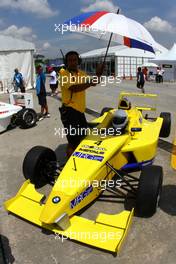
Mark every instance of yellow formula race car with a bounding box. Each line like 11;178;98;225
4;92;171;254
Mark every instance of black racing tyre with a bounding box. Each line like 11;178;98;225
136;165;163;217
16;108;37;129
100;107;113;116
23;146;57;188
8;114;17;129
159;112;171;138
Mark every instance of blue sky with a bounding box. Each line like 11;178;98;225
0;0;175;58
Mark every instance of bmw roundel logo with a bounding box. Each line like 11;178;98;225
52;196;61;204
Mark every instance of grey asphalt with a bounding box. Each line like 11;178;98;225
0;79;176;264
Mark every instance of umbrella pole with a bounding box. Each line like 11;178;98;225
60;49;65;62
102;9;120;71
102;32;113;66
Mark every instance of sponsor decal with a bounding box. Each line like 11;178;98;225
131;127;142;132
79;147;105;155
52;196;61;204
70;185;93;209
81;145;107;151
79;145;107;154
72;152;104;162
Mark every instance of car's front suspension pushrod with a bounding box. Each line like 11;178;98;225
106;162;137;194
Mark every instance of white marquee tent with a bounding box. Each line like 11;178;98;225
151;43;176;81
0;35;35;93
81;42;167;77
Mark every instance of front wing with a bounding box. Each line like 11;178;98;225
4;181;133;253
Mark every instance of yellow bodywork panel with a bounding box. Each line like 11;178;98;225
171;139;176;170
4;181;133;253
122;109;163;161
118;92;157;112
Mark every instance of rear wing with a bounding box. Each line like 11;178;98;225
118;92;158;111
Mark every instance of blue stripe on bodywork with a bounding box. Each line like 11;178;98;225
121;158;154;170
72;151;104;162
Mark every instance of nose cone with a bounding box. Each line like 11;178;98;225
39;191;71;224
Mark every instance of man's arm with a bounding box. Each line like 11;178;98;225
69;64;103;93
68;82;95;92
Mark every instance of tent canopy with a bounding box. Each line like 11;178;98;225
150;43;176;81
151;43;176;63
81;43;167;59
0;35;35;93
0;35;35;51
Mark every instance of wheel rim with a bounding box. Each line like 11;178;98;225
35;157;56;186
25;112;35;125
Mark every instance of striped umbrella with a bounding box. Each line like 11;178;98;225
64;11;156;54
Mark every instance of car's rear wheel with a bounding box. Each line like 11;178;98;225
16;108;37;129
159;112;171;138
136;165;163;217
23;146;57;188
100;107;113;116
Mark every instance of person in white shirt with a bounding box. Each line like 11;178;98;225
49;67;58;96
156;67;164;83
158;68;164;83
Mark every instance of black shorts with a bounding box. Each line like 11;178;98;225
59;105;88;147
137;81;145;89
50;83;57;92
38;94;47;107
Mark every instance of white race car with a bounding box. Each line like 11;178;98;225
0;101;37;133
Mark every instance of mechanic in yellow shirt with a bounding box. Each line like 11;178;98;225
59;51;102;157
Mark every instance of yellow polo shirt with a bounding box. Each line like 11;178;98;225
59;69;88;113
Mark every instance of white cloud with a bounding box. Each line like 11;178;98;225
0;0;58;18
0;25;37;41
42;42;51;49
144;16;175;33
81;0;119;13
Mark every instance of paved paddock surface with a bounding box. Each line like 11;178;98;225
0;80;176;264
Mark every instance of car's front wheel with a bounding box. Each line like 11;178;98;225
136;165;163;217
23;146;57;188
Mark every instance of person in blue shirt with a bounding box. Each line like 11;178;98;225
36;65;50;120
13;68;25;93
